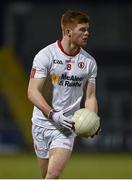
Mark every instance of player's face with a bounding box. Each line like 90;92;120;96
70;23;89;47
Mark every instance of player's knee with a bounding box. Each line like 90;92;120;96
46;169;60;179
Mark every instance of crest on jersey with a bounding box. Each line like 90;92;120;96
78;62;85;69
51;73;61;85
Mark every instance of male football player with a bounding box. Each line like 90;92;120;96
28;9;99;179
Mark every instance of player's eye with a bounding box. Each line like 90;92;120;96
80;28;88;32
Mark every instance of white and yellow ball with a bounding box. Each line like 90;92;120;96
72;108;100;138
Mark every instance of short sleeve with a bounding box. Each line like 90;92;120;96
88;59;97;84
30;48;51;78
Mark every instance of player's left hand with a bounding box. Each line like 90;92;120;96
90;126;101;138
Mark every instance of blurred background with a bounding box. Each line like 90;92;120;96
0;0;132;178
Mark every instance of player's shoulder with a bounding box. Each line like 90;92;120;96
35;41;56;58
80;48;96;64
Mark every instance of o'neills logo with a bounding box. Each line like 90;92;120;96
65;59;75;63
78;62;85;69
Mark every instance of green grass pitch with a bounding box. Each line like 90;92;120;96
0;152;131;179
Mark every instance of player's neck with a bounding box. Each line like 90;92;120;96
61;38;80;55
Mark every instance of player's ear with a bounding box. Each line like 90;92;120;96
65;28;72;37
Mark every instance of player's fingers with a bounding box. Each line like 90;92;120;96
72;124;75;131
63;117;74;124
62;123;72;130
69;118;75;124
90;135;94;138
63;120;73;129
95;126;101;135
90;126;101;138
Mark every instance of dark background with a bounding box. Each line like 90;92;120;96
0;0;132;153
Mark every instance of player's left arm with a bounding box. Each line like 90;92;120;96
84;81;98;113
84;80;101;137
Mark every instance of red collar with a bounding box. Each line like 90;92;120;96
57;40;80;56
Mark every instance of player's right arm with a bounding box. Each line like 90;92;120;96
27;77;53;117
28;77;74;129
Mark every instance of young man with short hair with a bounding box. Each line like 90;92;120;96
28;9;99;179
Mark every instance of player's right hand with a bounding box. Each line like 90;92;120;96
52;110;74;130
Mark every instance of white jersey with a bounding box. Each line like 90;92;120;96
31;40;97;128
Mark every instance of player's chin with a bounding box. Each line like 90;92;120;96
80;41;87;47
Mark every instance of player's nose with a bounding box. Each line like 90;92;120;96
84;30;89;36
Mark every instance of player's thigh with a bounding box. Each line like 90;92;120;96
37;157;49;178
48;147;72;173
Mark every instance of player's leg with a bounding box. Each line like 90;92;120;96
45;147;72;179
32;123;50;178
37;157;49;178
45;128;76;179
